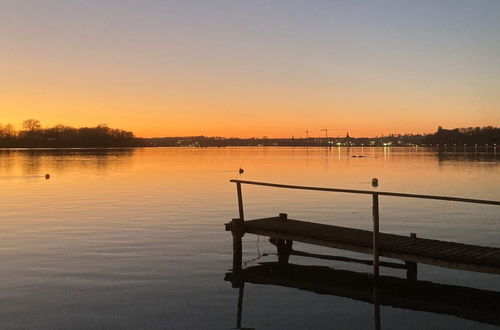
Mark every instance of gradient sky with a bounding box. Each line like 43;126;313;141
1;0;499;138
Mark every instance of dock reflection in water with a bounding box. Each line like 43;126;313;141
1;147;498;329
225;263;500;329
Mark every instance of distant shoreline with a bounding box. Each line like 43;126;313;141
0;145;497;153
1;123;498;148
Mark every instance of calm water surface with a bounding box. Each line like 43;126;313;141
0;147;499;329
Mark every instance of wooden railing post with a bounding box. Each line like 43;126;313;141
372;193;380;280
236;182;244;220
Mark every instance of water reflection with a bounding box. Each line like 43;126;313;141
1;147;497;180
0;147;498;328
0;148;135;178
436;151;499;163
225;263;500;329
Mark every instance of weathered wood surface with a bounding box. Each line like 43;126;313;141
243;217;500;275
225;263;500;326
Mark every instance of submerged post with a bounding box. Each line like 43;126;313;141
236;284;244;329
231;218;245;272
406;233;418;281
277;213;293;266
372;193;380;280
236;182;244;220
373;278;381;330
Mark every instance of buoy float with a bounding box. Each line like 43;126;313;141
45;174;50;179
239;168;244;174
371;178;378;187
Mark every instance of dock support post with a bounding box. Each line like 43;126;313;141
372;193;380;280
406;233;418;281
277;213;293;266
231;218;245;272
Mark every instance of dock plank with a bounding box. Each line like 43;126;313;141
243;217;500;274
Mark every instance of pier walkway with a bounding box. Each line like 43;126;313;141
243;215;500;275
226;180;500;279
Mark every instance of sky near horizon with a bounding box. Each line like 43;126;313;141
1;1;499;138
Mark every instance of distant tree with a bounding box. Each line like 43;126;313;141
2;123;16;137
22;119;41;131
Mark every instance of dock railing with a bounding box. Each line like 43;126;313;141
230;179;500;279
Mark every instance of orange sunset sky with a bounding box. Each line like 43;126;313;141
1;1;499;138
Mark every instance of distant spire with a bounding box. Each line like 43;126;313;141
346;132;350;139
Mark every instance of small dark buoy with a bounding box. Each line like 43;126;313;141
45;173;50;179
371;178;378;187
239;168;244;174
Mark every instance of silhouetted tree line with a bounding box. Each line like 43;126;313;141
0;119;138;147
422;126;499;145
1;121;497;148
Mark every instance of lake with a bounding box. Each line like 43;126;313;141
0;147;498;329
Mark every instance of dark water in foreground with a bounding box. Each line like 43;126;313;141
0;147;498;329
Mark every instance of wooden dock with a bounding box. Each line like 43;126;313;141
226;180;500;279
241;215;500;275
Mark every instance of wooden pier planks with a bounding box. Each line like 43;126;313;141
243;217;500;275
